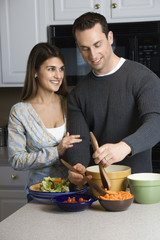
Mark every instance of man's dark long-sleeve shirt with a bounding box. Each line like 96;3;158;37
65;60;160;173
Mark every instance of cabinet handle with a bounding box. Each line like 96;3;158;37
11;174;17;180
94;4;100;9
112;3;117;8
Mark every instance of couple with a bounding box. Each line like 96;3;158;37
8;12;160;194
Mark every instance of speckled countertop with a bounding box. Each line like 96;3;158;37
0;200;160;240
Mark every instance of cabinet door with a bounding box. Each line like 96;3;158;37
0;190;27;222
0;167;28;188
111;0;160;20
54;0;105;21
0;0;48;87
0;167;27;222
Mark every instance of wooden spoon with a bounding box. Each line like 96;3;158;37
60;159;107;196
90;132;111;190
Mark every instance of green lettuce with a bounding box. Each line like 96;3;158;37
40;177;70;192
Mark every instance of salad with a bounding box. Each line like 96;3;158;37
40;177;70;192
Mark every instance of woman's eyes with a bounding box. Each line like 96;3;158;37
48;67;55;71
47;67;65;72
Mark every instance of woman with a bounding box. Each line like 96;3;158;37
8;42;82;197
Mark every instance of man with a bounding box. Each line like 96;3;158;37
65;12;160;185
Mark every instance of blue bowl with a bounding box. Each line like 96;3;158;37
53;193;97;212
29;183;88;199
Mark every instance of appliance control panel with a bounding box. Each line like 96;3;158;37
137;34;160;71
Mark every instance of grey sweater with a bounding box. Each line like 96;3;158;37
65;60;160;173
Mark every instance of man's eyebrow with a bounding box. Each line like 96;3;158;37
79;45;89;48
79;40;102;48
94;40;102;45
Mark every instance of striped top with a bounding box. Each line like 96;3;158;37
8;102;68;190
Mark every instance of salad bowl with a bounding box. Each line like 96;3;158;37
28;177;88;202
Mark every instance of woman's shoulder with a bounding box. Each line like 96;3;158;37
10;102;29;115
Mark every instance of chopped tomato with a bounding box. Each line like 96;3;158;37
71;197;77;203
67;197;72;203
78;197;84;203
78;197;87;203
63;197;88;203
53;177;62;183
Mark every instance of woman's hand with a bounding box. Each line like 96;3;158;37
68;163;92;185
92;141;131;167
57;132;82;156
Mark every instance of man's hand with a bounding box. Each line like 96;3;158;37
92;141;131;167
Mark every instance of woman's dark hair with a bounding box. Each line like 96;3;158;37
72;12;109;39
21;42;68;101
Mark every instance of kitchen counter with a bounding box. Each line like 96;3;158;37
0;199;160;240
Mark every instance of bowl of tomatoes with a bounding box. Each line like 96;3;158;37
52;193;97;212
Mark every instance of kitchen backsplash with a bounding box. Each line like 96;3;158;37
0;88;22;127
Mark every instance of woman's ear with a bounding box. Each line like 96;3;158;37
35;73;38;78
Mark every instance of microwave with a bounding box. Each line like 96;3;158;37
48;21;160;86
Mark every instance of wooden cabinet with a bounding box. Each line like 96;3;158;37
0;190;27;222
53;0;106;21
0;0;160;86
0;0;49;87
53;0;160;23
109;0;160;22
0;166;28;221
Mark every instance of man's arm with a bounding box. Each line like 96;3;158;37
65;90;91;167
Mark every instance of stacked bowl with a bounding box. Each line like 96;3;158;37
127;173;160;204
28;183;88;203
86;165;131;197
